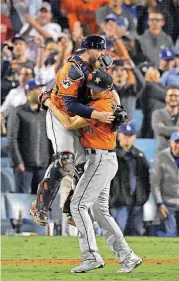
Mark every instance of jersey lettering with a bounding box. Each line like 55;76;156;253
61;78;73;89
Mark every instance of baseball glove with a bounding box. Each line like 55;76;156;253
111;105;128;131
38;88;52;110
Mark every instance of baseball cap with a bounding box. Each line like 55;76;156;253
87;71;113;93
118;123;136;135
12;35;26;43
24;79;43;92
39;2;51;12
170;131;179;142
160;48;175;61
105;13;123;26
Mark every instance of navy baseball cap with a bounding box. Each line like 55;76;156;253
160;48;175;61
105;13;123;26
170;131;179;142
118;123;136;135
24;79;43;92
87;71;113;92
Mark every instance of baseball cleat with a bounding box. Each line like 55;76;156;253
30;200;48;226
71;260;105;273
66;213;76;226
117;252;142;273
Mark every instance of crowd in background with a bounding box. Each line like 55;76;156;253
1;0;179;236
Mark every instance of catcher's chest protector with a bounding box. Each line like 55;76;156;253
68;56;91;105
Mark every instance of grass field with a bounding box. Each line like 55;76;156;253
1;236;179;281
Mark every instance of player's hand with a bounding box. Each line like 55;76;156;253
93;111;115;123
158;204;168;220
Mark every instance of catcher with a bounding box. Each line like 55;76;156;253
43;70;142;274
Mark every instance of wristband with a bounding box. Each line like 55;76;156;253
157;202;164;208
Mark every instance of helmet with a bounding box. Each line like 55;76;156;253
81;35;106;51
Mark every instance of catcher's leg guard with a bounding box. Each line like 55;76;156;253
30;152;75;225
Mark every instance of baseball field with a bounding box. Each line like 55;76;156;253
1;236;179;281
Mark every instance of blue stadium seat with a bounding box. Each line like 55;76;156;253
1;167;16;192
133;110;143;136
1;157;10;168
134;138;157;165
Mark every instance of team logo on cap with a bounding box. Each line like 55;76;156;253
95;77;101;84
126;124;132;131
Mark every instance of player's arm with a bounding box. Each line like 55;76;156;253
58;65;114;123
44;99;89;130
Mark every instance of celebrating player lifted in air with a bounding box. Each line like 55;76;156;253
30;35;122;225
43;70;142;273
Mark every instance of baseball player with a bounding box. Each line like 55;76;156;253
30;35;120;226
43;71;142;273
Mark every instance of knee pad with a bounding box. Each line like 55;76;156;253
54;151;75;178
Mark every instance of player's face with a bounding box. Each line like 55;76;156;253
90;89;109;100
170;140;179;156
165;89;179;108
88;49;105;69
118;133;136;150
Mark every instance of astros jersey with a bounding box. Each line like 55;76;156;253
51;61;82;116
80;92;117;150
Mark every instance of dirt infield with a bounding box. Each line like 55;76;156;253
2;259;179;265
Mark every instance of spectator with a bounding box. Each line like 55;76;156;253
122;0;142;23
139;9;173;67
61;0;109;35
174;49;179;67
110;123;150;235
34;35;73;85
151;131;179;236
137;1;173;37
1;37;35;103
0;13;14;43
7;79;51;194
158;48;176;76
152;86;179;152
96;0;136;38
110;59;145;120
0;66;33;122
141;67;166;138
19;2;62;42
1;36;35;79
160;65;179;87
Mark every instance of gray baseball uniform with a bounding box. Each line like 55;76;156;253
70;149;132;262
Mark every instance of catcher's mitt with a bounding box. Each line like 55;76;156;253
38;88;52;110
111;105;128;131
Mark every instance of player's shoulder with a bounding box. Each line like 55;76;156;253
57;61;84;80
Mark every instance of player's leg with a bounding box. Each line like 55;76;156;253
92;153;142;273
63;134;86;225
30;110;75;225
70;151;113;273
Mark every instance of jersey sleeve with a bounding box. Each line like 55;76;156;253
56;63;81;97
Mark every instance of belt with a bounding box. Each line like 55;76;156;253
85;148;116;155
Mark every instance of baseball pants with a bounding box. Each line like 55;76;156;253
70;149;132;262
46;109;86;164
